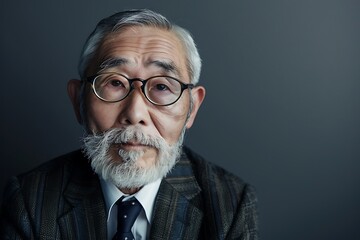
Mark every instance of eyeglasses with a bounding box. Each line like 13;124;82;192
86;72;194;106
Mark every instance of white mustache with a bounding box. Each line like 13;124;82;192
93;127;167;150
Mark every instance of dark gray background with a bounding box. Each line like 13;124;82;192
1;0;359;239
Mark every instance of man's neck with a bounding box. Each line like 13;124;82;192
120;187;141;195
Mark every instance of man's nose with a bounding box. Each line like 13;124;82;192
117;83;149;126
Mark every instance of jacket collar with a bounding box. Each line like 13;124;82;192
150;148;204;239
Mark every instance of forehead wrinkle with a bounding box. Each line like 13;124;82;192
110;35;177;54
104;35;176;51
146;41;176;53
112;43;176;56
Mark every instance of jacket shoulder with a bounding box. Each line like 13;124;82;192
7;151;82;198
6;150;83;195
0;150;91;239
183;146;259;239
184;146;250;196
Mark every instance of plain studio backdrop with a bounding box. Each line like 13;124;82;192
1;1;359;239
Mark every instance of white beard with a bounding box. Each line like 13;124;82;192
82;126;185;189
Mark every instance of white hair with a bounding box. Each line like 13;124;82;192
78;9;201;84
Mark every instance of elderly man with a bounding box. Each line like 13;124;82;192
0;9;258;239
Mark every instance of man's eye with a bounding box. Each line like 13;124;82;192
155;84;169;91
109;80;124;87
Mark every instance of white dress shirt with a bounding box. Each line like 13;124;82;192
100;177;162;240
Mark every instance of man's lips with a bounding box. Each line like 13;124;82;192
115;142;149;151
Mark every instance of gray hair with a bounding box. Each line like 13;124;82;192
78;9;201;84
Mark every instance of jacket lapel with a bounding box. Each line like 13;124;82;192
150;154;203;240
57;156;107;240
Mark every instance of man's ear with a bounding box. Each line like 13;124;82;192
67;79;83;124
185;86;206;129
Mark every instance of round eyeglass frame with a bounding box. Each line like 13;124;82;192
86;72;194;106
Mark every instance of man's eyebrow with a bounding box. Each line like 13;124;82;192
149;60;181;77
98;57;128;71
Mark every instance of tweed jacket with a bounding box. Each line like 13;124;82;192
0;147;258;239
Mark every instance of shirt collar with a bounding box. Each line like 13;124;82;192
100;177;162;224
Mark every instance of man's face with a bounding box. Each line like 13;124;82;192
75;26;204;171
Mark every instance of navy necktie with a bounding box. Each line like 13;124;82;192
113;197;142;240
